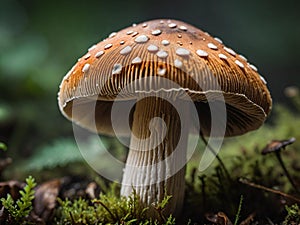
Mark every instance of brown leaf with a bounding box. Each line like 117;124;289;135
85;182;97;199
33;178;62;221
205;212;233;225
0;180;24;200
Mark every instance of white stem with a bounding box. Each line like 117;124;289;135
121;97;189;218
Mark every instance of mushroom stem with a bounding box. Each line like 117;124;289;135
275;151;299;193
121;96;189;218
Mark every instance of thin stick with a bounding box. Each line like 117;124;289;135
200;132;231;181
239;178;300;203
93;200;119;222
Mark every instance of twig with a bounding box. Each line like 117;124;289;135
239;178;300;203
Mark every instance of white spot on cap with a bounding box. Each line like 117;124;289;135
151;29;162;36
147;44;159;52
104;43;113;50
157;67;167;76
88;45;97;51
83;53;91;60
132;57;142;64
132;23;137;27
82;63;90;73
177;41;183;46
132;31;139;37
179;25;187;31
160;20;164;24
249;63;258;72
157;50;168;59
196;49;208;57
168;23;177;28
214;37;223;44
120;40;125;45
235;59;244;68
120;46;132;55
95;51;104;58
126;30;134;35
174;59;183;68
109;32;117;38
142;23;147;27
176;47;190;57
218;53;227;60
161;40;170;46
224;46;236;56
135;35;149;43
260;75;267;84
112;64;122;75
239;54;248;62
207;43;218;50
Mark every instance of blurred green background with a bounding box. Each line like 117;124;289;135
0;0;299;177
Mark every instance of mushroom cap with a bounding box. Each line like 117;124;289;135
58;19;272;137
262;137;296;155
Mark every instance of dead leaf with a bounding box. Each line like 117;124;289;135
33;178;62;221
0;180;23;200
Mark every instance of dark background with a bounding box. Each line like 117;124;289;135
0;0;299;163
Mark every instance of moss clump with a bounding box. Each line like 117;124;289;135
55;183;175;225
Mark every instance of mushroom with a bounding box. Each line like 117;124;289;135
262;137;298;192
58;19;272;217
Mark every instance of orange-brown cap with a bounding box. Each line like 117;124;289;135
58;19;272;137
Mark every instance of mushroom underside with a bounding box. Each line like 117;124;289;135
62;91;266;138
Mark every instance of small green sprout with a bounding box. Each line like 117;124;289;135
284;204;300;225
1;176;37;224
233;195;243;225
0;142;7;151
